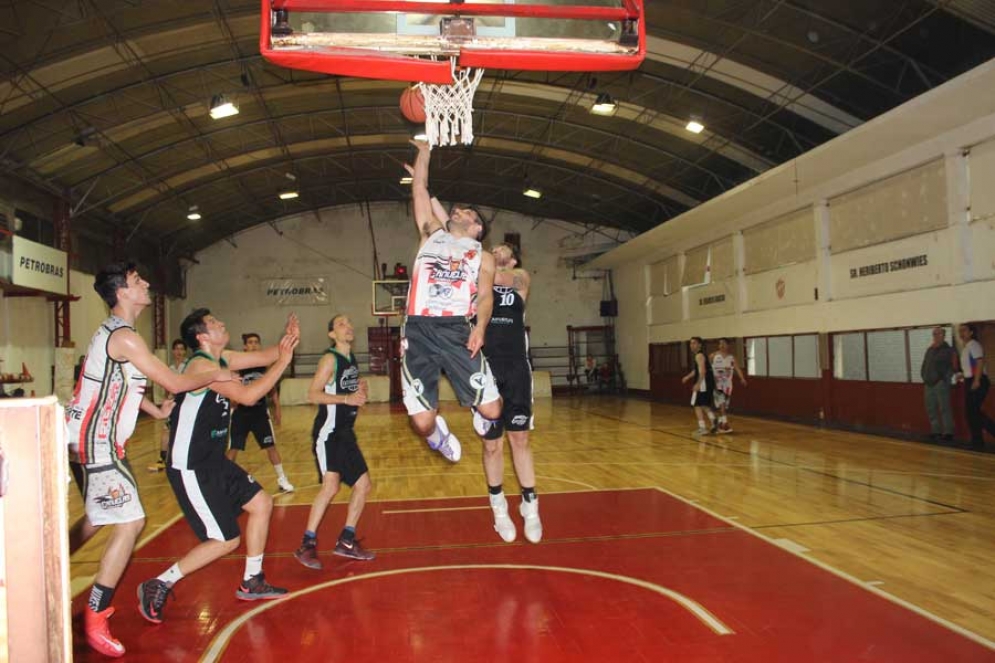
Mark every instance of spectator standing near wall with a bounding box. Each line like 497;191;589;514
921;327;957;443
957;324;995;450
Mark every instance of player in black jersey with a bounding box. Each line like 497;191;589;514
137;309;299;624
482;243;542;543
294;314;375;569
228;332;294;493
682;336;718;435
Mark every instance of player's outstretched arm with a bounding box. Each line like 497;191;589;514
405;139;445;242
140;397;174;420
112;329;231;394
224;313;299;370
212;333;298;406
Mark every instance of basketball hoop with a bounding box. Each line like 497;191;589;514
417;60;485;148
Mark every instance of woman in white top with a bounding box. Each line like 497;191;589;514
958;323;995;449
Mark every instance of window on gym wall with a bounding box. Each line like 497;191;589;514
831;326;953;383
746;334;819;378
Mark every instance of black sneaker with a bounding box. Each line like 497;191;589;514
333;537;376;561
236;573;288;601
137;579;173;624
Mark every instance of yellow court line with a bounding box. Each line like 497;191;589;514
652;486;995;652
200;564;735;662
382;505;491;514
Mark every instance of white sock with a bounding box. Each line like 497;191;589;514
697;418;706;429
274;464;287;480
158;563;184;585
244;554;264;581
426;424;447;448
719;415;728;424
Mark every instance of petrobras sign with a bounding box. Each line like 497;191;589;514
12;235;67;294
262;277;329;306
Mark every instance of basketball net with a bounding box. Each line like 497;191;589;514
417;60;485;148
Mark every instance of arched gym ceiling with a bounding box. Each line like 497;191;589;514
2;1;994;261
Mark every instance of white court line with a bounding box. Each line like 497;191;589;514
199;564;735;662
652;486;995;651
772;538;810;554
383;506;491;515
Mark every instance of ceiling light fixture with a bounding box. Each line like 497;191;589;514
187;212;202;220
523;188;543;199
590;92;618;116
400;176;413;184
413;132;428;142
278;191;299;200
686;117;705;134
209;94;239;120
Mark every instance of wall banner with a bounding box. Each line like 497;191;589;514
830;230;950;300
262;278;329;306
12;236;68;294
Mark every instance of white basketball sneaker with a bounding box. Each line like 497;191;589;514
520;497;543;543
277;477;295;493
429;415;462;462
489;493;517;542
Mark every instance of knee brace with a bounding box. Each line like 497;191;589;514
472;408;505;440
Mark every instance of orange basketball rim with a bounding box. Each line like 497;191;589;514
259;0;646;84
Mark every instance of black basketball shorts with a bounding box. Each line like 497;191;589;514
313;427;368;487
168;458;263;542
229;406;276;451
489;354;534;431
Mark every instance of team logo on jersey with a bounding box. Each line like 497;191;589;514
341;366;360;392
511;415;529;426
429;283;454;298
430;257;466;283
95;483;133;509
469;372;489;390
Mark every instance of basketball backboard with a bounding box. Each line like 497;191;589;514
372;279;410;317
261;0;645;85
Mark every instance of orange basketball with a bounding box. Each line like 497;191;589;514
400;86;426;123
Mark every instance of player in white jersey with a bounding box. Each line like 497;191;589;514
65;262;230;658
401;139;502;464
710;338;747;433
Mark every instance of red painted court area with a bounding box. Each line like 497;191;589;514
73;489;995;662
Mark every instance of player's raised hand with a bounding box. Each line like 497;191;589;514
284;312;300;337
278;333;299;362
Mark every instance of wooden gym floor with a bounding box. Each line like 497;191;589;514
68;396;995;661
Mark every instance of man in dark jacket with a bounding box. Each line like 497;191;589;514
921;327;957;441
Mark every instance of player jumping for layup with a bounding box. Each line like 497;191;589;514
401;139;503;463
483;243;543;543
